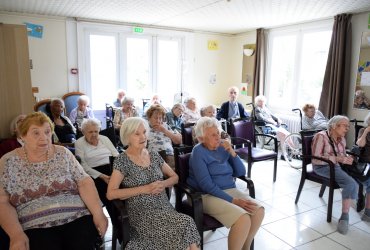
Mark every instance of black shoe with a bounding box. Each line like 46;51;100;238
280;155;285;160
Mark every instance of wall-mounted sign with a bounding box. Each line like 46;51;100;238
208;40;219;50
24;22;43;38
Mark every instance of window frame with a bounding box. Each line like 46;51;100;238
265;20;333;114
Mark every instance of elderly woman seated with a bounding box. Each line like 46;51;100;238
0;112;107;250
191;105;230;145
48;98;77;145
146;104;182;169
165;103;185;133
254;95;290;143
302;104;328;130
0;114;26;158
107;117;200;249
113;96;138;130
69;95;95;130
188;117;264;249
75;118;119;220
182;97;201;124
312;115;370;234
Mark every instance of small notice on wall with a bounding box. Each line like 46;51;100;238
208;40;219;50
361;72;370;86
24;22;44;38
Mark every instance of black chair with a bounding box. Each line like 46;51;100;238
295;130;341;222
174;146;255;249
230;119;278;182
181;122;195;146
105;104;115;121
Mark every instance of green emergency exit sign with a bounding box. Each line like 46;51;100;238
133;27;144;33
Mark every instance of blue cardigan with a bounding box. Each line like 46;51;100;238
187;143;246;202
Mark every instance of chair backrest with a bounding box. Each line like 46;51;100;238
181;123;194;146
34;99;51;114
100;119;117;147
106;104;115;121
62;91;84;117
174;146;193;184
300;130;320;168
230;119;256;146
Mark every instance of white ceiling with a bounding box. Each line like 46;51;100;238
1;0;370;34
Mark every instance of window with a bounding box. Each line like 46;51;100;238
266;22;332;113
78;24;184;111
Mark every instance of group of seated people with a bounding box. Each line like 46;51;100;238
1;85;370;250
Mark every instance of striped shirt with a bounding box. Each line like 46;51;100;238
311;130;346;166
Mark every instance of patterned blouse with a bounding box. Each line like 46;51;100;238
147;123;176;156
113;108;138;129
0;146;90;230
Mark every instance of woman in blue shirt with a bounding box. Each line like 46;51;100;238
187;117;264;250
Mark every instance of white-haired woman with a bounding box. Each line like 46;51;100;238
165;103;185;133
254;95;290;144
182;97;201;124
188;117;264;250
69;95;95;129
312;115;370;234
107;117;200;249
113;96;138;130
75;118;119;219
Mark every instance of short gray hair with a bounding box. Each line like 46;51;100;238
122;96;134;106
363;112;370;127
228;86;239;94
194;117;219;140
254;95;266;105
200;105;216;117
327;115;349;130
50;98;64;107
10;114;26;137
81;118;101;133
78;95;90;105
172;103;184;112
120;117;149;145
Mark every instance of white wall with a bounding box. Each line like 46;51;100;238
0;12;68;99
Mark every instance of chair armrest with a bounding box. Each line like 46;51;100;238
255;133;278;152
236;176;255;198
174;183;204;233
302;155;336;186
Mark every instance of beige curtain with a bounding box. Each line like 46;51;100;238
253;28;266;100
318;14;352;118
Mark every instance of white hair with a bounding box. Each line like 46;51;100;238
194;117;220;139
81;118;101;133
120;117;149;145
121;96;135;105
327;115;349;130
78;95;90;105
254;95;266;105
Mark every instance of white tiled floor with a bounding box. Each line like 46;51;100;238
104;159;370;249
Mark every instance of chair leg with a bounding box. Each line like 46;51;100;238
295;177;305;204
273;158;277;182
319;184;326;197
327;187;334;222
112;227;117;250
247;161;252;178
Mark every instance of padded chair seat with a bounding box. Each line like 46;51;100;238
235;147;277;161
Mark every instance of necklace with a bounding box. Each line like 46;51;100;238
23;147;51;175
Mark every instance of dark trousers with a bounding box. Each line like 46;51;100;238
0;226;10;250
25;215;98;250
93;164;113;220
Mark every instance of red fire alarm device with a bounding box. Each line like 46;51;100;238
70;68;78;74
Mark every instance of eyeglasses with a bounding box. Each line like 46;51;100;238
338;124;350;128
